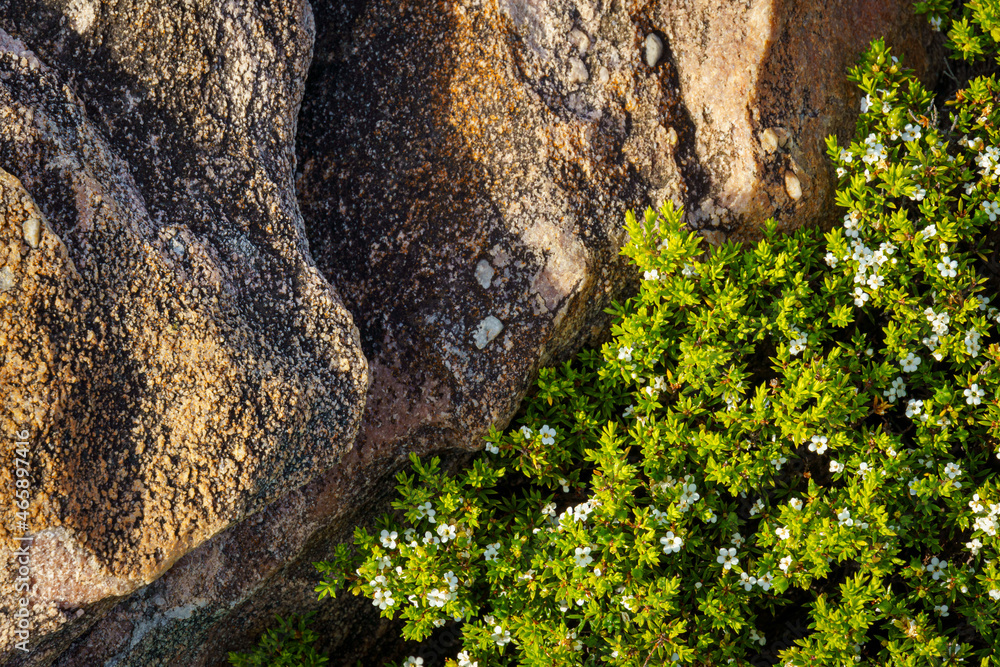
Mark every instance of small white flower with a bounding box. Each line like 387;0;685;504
943;462;962;479
380;530;398;549
373;588;395;610
618;346;633;362
520;425;533;439
808;435;829;455
860;94;871;113
839;148;854;164
416;502;437;524
660;531;684;554
984;200;1000;222
643;269;660;281
934;604;949;617
403;657;423;666
484;542;501;561
436;523;458;542
789;330;808;356
830;459;845;474
905;399;924;418
902;123;922;142
967;538;983;555
491;625;512;647
717;547;738;570
837;508;854;527
789;498;803;511
485;442;499;454
574;546;594;568
824;252;839;267
857;462;871;478
925;556;948;580
539;425;557;445
731;532;745;548
930;15;943;31
779;555;793;572
854;286;870;307
990;589;1000;601
937;256;958;278
457;651;478;667
922;224;937;239
775;526;791;540
901;352;922;373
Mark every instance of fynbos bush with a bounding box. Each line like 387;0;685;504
309;5;1000;666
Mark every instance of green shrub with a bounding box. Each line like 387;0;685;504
228;613;329;667
313;5;1000;666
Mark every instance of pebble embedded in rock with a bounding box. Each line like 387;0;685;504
0;266;14;292
760;128;778;153
475;259;494;288
473;316;503;349
597;65;610;85
569;28;590;55
784;170;802;200
22;214;41;248
568;57;589;84
645;34;663;67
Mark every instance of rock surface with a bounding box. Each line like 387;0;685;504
0;1;367;662
0;0;940;664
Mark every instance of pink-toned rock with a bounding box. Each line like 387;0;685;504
0;1;366;662
654;0;939;235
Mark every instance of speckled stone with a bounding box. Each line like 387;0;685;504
0;2;367;662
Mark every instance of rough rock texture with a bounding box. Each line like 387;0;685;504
656;0;939;233
1;0;940;665
0;1;367;662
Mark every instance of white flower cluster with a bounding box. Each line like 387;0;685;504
657;475;701;513
969;494;1000;536
862;133;888;165
975;145;1000;178
426;571;459;608
882;376;906;403
966;329;982;357
560;497;601;525
371;574;395;610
